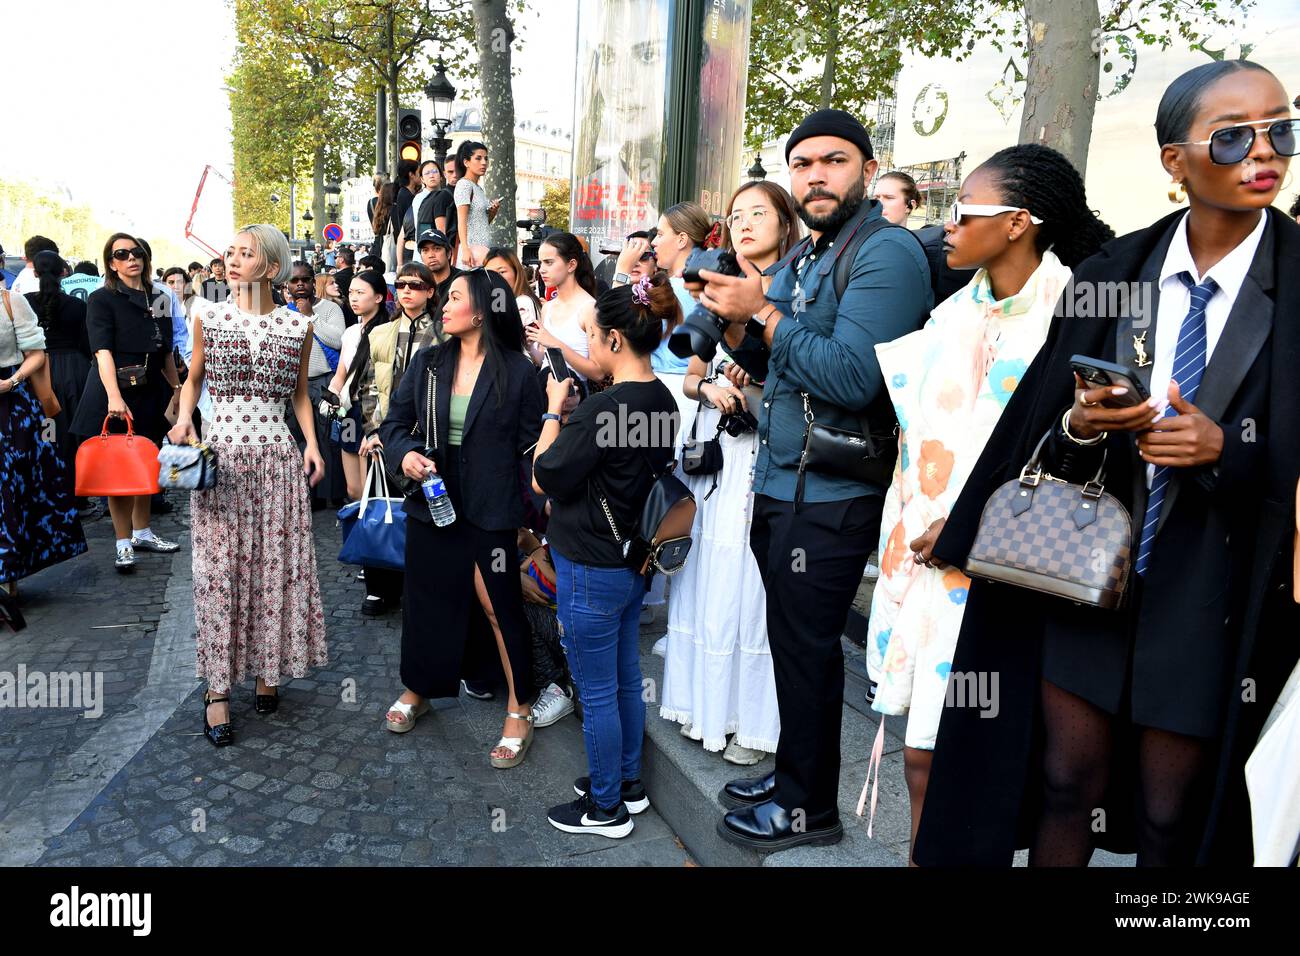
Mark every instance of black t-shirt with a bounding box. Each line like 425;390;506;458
534;379;679;567
433;266;464;309
390;186;415;239
430;187;457;245
25;291;90;354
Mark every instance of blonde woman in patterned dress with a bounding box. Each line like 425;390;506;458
169;225;327;747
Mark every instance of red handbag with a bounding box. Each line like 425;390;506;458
75;416;161;497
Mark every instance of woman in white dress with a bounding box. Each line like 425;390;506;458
454;140;501;269
660;182;803;765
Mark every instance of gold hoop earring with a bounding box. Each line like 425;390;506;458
1167;180;1186;204
471;316;483;328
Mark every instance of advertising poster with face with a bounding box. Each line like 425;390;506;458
691;0;752;221
571;0;673;254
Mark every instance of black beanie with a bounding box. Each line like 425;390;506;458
785;109;874;163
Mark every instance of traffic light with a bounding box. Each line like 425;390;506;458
398;108;423;163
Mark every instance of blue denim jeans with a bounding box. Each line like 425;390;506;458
552;550;648;811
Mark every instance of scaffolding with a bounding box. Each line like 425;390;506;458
895;153;966;225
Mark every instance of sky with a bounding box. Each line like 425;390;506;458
0;0;578;259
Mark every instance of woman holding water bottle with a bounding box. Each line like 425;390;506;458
378;270;546;767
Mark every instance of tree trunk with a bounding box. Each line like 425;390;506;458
1018;0;1100;177
473;0;518;248
388;66;402;178
312;143;327;240
819;0;839;109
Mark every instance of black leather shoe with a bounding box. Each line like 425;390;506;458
719;770;776;809
716;800;842;853
254;686;279;714
203;694;233;747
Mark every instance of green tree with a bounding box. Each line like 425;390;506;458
539;180;569;233
746;0;1254;174
229;0;378;235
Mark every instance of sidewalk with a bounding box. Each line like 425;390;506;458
1;499;691;867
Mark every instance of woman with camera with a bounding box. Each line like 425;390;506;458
532;274;680;838
660;182;803;766
378;271;544;768
71;233;183;572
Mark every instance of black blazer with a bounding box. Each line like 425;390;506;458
379;338;544;531
916;208;1300;866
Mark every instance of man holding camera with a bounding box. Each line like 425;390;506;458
693;109;932;851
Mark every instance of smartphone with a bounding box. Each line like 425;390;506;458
544;347;572;382
1069;355;1150;407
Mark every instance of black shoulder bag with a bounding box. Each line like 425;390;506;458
679;396;724;500
793;215;918;508
592;447;696;578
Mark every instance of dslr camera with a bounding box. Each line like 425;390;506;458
669;247;768;382
517;210;548;267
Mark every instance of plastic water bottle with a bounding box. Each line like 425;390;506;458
421;469;456;527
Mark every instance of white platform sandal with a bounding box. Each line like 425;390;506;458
490;710;535;768
386;696;430;733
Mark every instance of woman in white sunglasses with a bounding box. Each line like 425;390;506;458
864;143;1113;863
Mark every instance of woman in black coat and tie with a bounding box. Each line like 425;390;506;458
912;59;1300;867
379;269;545;766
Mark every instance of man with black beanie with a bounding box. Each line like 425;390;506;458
694;108;933;851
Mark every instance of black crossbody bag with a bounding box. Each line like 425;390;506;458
591;447;696;579
791;215;917;508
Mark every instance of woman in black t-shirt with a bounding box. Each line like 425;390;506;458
532;273;680;838
26;250;92;504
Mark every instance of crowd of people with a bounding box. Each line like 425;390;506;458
1;56;1298;866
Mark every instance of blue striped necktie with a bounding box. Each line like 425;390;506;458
1135;272;1218;576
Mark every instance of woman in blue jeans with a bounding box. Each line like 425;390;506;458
533;273;681;838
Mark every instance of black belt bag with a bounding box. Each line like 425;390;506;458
680;398;724;500
796;391;897;509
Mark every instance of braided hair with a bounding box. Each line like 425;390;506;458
978;143;1114;268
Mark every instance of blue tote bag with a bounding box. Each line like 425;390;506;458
337;453;407;570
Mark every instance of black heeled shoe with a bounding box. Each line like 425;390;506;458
0;592;25;633
203;694;233;747
254;685;279;715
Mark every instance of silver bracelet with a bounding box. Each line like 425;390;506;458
1061;408;1106;446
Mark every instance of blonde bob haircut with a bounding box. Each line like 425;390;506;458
235;224;292;285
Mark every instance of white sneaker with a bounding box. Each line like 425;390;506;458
723;738;767;766
114;545;136;573
863;561;881;580
532;682;574;728
651;636;667;657
640;605;656;625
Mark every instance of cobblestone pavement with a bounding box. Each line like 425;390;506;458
0;497;692;867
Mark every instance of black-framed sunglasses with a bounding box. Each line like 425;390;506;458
1167;117;1299;165
394;280;429;291
111;247;146;261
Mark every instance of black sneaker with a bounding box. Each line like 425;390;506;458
361;595;387;616
572;776;650;814
547;793;634;838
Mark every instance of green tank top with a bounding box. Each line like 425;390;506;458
448;393;470;445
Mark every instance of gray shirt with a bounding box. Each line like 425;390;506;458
0;287;46;368
454;178;492;249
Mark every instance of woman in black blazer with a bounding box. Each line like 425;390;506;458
379;269;544;766
70;233;183;573
913;60;1300;867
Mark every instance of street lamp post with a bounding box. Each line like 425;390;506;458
425;57;457;170
747;153;767;181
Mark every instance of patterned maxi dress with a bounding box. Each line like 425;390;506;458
865;251;1071;749
191;302;327;691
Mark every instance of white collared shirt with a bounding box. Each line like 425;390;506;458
1147;209;1268;485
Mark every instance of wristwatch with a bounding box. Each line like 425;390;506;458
541;412;562;424
744;314;768;340
613;272;631;286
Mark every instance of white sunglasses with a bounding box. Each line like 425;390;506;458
948;201;1043;226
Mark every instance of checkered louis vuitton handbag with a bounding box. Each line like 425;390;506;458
965;431;1132;609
